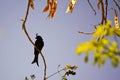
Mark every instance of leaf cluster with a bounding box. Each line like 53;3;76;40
43;0;57;19
24;74;35;80
62;65;78;80
76;21;120;67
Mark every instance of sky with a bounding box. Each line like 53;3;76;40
0;0;120;80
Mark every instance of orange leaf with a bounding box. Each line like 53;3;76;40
43;5;49;12
29;0;34;10
51;0;57;18
66;0;77;13
47;0;57;19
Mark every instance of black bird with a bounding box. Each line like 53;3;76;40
31;34;44;67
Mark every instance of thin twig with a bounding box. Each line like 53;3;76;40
100;0;106;24
22;0;47;80
46;68;65;79
105;0;108;23
87;0;96;15
113;0;120;11
117;0;120;2
78;30;94;35
114;8;118;16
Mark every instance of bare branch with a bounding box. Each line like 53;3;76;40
114;8;118;16
22;0;47;80
78;30;94;35
117;0;120;2
113;0;120;11
46;68;65;79
105;0;108;23
87;0;96;15
100;0;106;24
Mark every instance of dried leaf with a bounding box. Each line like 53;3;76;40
43;0;57;19
66;0;77;13
65;64;71;69
29;0;34;10
43;0;51;12
43;5;49;12
72;66;78;70
97;0;101;10
48;0;57;19
47;0;50;4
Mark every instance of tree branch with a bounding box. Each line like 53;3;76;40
117;0;120;2
87;0;96;15
78;30;94;35
105;0;108;23
46;68;65;79
101;0;106;24
22;0;47;80
113;0;120;11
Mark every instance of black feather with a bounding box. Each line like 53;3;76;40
31;35;44;67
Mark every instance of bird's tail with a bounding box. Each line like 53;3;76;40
31;56;39;67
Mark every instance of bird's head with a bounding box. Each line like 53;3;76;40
35;33;43;40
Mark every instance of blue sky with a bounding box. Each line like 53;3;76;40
0;0;120;80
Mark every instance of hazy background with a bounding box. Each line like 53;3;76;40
0;0;120;80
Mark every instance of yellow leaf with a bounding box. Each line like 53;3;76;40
75;43;85;55
114;29;120;37
111;57;119;67
93;25;104;37
65;64;71;69
66;0;77;13
102;38;109;45
29;0;34;10
75;42;93;55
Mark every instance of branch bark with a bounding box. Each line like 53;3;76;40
87;0;96;15
46;68;65;79
22;0;47;80
105;0;108;23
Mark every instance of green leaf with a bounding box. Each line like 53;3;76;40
25;77;29;80
84;55;89;63
101;54;108;66
111;56;119;67
93;57;99;65
62;77;67;80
